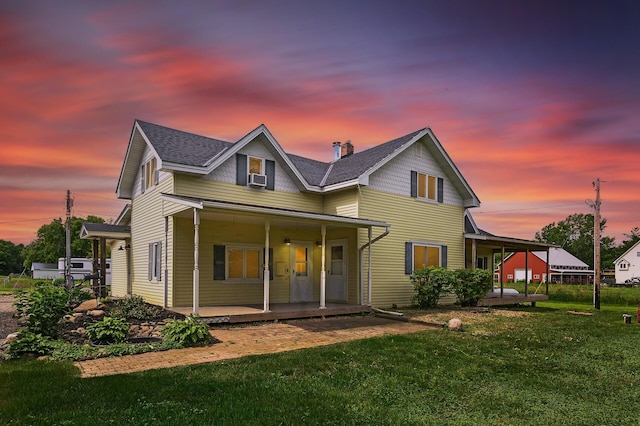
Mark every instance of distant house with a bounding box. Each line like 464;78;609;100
497;247;593;284
614;240;640;283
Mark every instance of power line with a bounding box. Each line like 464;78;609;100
0;217;60;225
472;202;586;214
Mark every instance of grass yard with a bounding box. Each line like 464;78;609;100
1;301;640;425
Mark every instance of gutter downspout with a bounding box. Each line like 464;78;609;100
164;216;168;308
359;225;390;306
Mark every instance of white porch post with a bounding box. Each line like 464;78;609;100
193;208;200;315
471;239;477;269
263;221;270;312
367;226;372;306
320;225;326;309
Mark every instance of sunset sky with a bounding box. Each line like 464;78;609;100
1;1;639;246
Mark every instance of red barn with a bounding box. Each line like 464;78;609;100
497;248;593;284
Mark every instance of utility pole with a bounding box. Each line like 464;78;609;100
65;190;73;288
593;178;601;310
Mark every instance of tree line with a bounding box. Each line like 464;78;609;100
0;216;105;276
534;213;639;270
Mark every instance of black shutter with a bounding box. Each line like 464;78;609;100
157;242;162;280
147;243;152;280
236;154;247;186
265;160;275;191
214;245;226;280
140;164;146;194
437;177;444;203
410;171;417;198
441;245;448;268
405;242;413;274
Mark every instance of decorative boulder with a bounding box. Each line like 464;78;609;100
73;300;105;313
88;309;106;317
448;318;463;331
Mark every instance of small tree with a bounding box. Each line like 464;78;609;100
411;267;452;308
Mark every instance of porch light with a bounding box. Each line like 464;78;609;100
284;238;291;245
118;244;131;251
315;241;322;247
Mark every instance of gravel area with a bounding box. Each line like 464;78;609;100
0;295;19;339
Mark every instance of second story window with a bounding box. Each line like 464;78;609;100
140;157;157;194
249;156;264;174
410;171;443;203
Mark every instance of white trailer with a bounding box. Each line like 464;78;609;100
57;257;111;287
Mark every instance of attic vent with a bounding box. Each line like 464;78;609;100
249;173;267;187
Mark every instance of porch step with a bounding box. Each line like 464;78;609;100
201;304;372;324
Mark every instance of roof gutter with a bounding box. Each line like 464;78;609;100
359;225;391;306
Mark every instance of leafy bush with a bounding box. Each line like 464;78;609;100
8;329;53;358
85;316;129;344
411;267;452;308
110;294;162;320
13;284;71;337
451;268;493;307
161;315;211;347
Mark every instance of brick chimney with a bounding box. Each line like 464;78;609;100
341;140;354;158
332;141;341;161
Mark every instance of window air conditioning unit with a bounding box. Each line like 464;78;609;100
249;173;267;187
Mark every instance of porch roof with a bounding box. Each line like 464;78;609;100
161;193;390;229
465;232;556;252
80;222;131;241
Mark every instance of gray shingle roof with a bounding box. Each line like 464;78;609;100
136;120;428;188
82;223;131;234
137;120;232;167
322;129;426;185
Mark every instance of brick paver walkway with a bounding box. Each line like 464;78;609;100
75;316;438;378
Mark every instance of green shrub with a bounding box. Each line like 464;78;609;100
451;268;493;307
85;316;129;344
411;267;452;308
161;315;211;347
110;294;162;320
13;284;71;337
8;329;53;358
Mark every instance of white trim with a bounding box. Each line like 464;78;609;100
160;194;389;228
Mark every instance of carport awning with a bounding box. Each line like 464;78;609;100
80;222;131;241
161;193;390;229
464;232;556;252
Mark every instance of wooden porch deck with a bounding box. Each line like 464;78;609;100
168;303;372;324
478;293;548;307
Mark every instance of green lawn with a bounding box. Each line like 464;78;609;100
1;301;640;425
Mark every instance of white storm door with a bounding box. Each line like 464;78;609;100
326;240;347;302
290;242;313;302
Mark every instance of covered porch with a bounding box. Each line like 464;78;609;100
465;230;555;306
168;302;371;324
162;194;390;315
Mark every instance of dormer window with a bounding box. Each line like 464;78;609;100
249;156;264;174
236;154;275;190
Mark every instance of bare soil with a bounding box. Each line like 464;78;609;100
0;295;19;338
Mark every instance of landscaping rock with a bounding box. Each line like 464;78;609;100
88;310;105;317
4;332;19;345
73;300;105;313
448;318;463;331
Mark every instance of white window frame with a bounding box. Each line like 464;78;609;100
225;244;263;284
142;157;158;192
416;172;438;202
148;241;162;282
412;243;442;270
248;156;265;175
619;262;629;271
